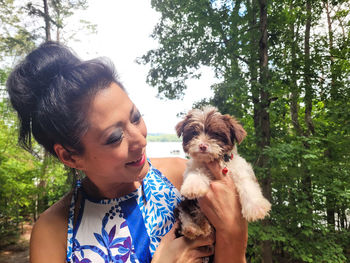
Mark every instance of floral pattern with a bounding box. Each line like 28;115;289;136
139;167;182;254
66;162;181;263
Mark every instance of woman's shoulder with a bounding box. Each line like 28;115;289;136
30;191;73;262
150;157;187;190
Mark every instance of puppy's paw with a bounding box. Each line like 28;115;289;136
180;179;209;199
241;197;271;222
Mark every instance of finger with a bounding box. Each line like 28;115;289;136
160;222;177;244
206;161;224;180
198;194;218;222
187;234;215;249
194;245;215;259
197;245;215;256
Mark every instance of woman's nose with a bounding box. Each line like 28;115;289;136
126;124;147;151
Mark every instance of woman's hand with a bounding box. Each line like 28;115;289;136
198;161;248;263
152;224;215;263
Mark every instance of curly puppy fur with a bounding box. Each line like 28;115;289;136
175;106;271;240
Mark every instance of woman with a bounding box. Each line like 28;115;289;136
7;42;247;263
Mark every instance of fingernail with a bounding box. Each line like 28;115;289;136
222;167;228;175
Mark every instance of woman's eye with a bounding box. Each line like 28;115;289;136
131;110;142;124
105;132;123;145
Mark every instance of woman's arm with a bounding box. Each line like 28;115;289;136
30;193;71;263
198;162;248;263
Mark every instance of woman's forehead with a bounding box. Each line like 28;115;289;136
87;83;133;132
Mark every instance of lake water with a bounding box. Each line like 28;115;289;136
146;142;186;158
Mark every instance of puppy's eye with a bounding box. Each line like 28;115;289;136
183;131;197;145
191;130;199;136
211;131;229;144
186;125;202;136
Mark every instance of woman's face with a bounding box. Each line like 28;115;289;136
76;82;148;188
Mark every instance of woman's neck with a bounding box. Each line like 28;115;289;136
82;177;141;199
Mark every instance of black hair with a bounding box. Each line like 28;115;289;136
6;41;123;157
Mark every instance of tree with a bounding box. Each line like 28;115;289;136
141;0;350;261
0;100;70;245
0;0;96;66
25;0;95;43
0;0;96;246
0;0;37;62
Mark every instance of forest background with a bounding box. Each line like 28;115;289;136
0;0;349;262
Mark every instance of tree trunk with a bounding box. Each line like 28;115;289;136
43;0;51;41
56;25;60;42
301;0;314;227
289;3;303;136
54;0;61;42
324;0;338;99
304;0;314;136
258;0;272;262
324;147;336;229
34;150;49;221
248;0;259;136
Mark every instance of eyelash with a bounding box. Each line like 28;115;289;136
106;132;123;145
105;110;142;145
131;110;142;124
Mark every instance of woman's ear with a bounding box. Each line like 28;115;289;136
53;144;84;169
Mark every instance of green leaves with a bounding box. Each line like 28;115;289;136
0;0;94;246
145;0;350;261
0;101;71;243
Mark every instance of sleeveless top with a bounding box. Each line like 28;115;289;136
66;161;182;263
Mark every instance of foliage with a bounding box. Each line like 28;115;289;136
25;0;96;42
0;0;94;248
0;0;36;61
0;99;71;247
0;0;96;65
142;0;350;261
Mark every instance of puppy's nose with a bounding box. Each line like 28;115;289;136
199;143;208;152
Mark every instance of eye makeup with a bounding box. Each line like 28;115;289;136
131;108;142;124
105;129;123;145
102;105;144;146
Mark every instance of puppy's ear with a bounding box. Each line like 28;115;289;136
176;111;193;137
223;114;247;144
175;119;185;137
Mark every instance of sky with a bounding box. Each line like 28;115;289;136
68;0;216;134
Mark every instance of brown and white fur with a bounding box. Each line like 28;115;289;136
175;106;271;240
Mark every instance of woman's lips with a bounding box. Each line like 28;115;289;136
126;153;146;167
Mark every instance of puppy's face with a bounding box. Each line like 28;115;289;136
176;107;246;162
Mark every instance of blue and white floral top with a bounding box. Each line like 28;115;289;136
66;161;182;263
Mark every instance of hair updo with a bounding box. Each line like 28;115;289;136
6;41;122;156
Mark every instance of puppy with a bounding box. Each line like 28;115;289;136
175;106;271;240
